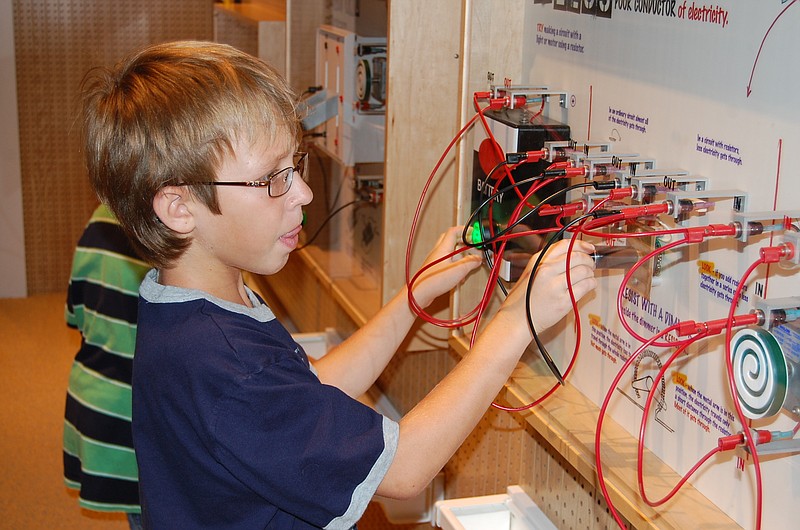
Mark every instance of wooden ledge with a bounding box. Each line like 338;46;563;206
293;246;381;328
214;1;286;22
449;334;739;530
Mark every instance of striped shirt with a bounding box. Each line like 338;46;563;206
63;205;150;513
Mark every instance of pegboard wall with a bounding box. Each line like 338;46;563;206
213;5;260;58
12;0;212;294
375;348;624;530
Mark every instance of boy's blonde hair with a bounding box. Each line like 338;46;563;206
81;41;300;268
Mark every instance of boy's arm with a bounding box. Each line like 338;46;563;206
376;239;597;499
313;227;482;397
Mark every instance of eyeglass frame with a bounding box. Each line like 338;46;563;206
182;151;308;198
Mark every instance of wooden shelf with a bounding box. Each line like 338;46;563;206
213;0;324;93
214;0;286;22
450;334;741;530
300;245;381;328
247;244;380;334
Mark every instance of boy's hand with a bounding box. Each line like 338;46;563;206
410;226;482;309
500;239;597;332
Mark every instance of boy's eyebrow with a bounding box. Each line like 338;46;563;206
255;145;297;177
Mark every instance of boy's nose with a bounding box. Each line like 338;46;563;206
292;175;314;206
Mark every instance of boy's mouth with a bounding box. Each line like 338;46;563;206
280;225;303;248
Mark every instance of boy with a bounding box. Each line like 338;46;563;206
64;204;148;529
81;41;597;529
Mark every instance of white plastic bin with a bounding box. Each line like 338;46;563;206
434;486;557;530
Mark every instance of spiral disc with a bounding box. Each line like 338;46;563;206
355;60;371;102
730;328;788;419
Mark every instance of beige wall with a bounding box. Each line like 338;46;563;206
0;0;27;297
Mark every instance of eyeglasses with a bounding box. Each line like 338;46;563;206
188;152;308;198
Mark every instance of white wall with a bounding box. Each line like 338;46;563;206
520;3;799;528
0;0;28;298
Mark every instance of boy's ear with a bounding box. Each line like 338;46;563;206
153;186;195;235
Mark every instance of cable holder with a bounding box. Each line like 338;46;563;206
543;139;613;163
587;155;657;184
664;188;749;221
483;84;571;123
629;173;708;202
730;209;800;243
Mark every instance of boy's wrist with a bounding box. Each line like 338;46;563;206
405;285;433;312
489;306;534;346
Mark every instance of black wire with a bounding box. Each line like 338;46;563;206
523;213;596;385
466;170;544;250
471;160;569;294
299;85;323;98
306;144;338;212
501;181;592;237
462;180;596;249
467;174;598;338
483;248;509;297
297;199;365;250
475;160;510;256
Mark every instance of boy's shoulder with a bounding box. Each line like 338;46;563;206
136;271;301;365
139;271;268;317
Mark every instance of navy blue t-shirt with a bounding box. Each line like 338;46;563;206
133;271;398;529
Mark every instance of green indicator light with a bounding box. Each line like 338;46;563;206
470;221;483;246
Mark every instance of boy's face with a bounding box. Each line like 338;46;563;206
190;135;313;277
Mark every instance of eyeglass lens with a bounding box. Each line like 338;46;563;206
269;153;307;197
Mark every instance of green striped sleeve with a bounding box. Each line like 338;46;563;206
70;306;137;357
71;247;149;296
65;303;77;327
91;204;117;224
63;421;138;480
67;363;132;420
78;498;141;513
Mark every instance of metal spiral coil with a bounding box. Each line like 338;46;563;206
730;328;788;419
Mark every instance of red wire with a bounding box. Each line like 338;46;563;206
473;94;551;209
406;88;770;528
636;331;713;506
631;257;767;527
480;188;687;411
723;257;766;530
588;195;612;213
595;323;684;529
569;210;694;349
579;226;687;240
406;247;482;328
636;314;757;507
473;94;523;201
405;111;482;326
405;102;554;327
408;231;560;329
468;240;508;342
491;216;599;412
406;223;558;329
477;164;586;409
615;236;695;347
529;97;546;121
